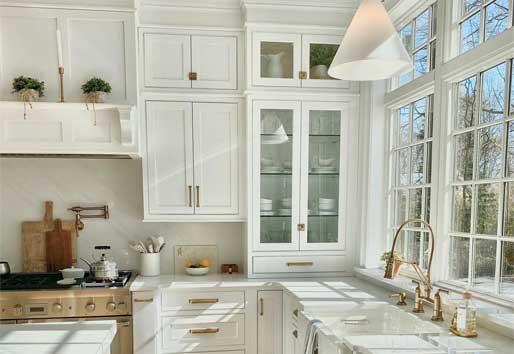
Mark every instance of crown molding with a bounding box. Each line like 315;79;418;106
0;0;135;11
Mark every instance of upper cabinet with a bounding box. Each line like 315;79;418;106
252;32;350;90
141;30;239;91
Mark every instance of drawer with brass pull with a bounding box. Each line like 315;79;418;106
162;313;244;352
161;290;245;311
253;255;348;273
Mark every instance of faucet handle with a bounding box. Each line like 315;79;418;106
390;292;407;306
436;288;449;295
411;279;421;288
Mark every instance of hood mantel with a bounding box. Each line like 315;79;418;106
0;101;139;158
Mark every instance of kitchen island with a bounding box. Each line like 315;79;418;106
0;320;117;354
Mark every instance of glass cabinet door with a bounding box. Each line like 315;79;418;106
253;33;302;87
253;101;301;250
301;35;349;89
300;103;347;250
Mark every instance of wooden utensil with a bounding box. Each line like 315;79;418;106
22;201;78;272
45;219;72;272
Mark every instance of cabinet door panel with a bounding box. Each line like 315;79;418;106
300;102;347;250
146;101;194;214
191;36;237;89
258;290;283;354
193;103;239;215
133;292;157;354
143;33;191;88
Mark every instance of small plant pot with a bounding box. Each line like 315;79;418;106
393;259;402;276
17;88;39;103
310;65;330;79
86;91;106;104
140;253;160;277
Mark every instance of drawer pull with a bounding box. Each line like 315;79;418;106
286;261;313;267
189;327;220;334
189;298;219;304
259;297;264;316
133;298;153;303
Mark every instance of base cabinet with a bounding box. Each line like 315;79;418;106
257;290;283;354
133;291;158;354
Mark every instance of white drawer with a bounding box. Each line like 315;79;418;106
162;313;245;352
161;290;245;311
253;255;348;273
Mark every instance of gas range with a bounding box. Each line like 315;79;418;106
0;270;132;290
0;271;134;321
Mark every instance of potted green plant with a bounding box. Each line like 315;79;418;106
81;77;112;104
309;44;338;79
12;76;45;102
381;251;404;276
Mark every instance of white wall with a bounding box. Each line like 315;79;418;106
0;158;243;273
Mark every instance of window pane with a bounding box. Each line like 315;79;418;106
453;185;473;233
484;0;509;41
473;238;497;291
480;63;506;123
456;76;477;129
476;183;500;235
398;148;410;186
478;124;503;179
406;231;421;266
425;187;431;223
412;98;426;141
449;236;470;283
395;190;408;225
411;144;425;184
414;10;429;48
409;188;423;222
463;0;481;14
426;142;432;184
501;241;514;295
508;122;514;177
401;23;413;53
399;71;413;86
413;47;428;79
461;12;480;53
454;132;474;181
398;105;410;145
503;182;514;236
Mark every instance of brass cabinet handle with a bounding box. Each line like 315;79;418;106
189;72;198;80
259;297;264;316
133;298;153;303
297;223;305;231
189;327;219;334
299;71;307;80
188;185;193;207
196;186;200;207
286;261;313;267
189;298;219;304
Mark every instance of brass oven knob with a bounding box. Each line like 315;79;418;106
106;302;116;312
53;303;63;312
117;302;127;311
85;302;96;312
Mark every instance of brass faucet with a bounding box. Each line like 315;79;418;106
383;218;447;321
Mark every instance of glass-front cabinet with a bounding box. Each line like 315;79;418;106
252;100;348;251
252;32;349;89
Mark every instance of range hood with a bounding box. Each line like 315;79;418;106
0;101;139;158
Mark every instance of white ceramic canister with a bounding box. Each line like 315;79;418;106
140;253;160;276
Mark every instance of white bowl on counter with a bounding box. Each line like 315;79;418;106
185;267;210;276
60;266;85;279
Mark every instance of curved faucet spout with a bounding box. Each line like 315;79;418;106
383;218;435;289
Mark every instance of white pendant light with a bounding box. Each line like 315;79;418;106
328;0;412;81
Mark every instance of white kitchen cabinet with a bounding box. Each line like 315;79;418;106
283;292;300;354
251;100;349;252
142;31;238;90
258;290;283;354
143;34;191;88
252;32;349;89
132;291;158;354
144;100;241;220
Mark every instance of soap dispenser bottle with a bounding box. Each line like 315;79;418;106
450;291;477;337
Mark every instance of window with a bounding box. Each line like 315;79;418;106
389;95;434;270
449;61;514;298
397;2;438;87
460;0;512;54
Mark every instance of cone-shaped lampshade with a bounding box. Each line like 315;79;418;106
328;0;412;81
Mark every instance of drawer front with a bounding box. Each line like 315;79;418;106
253;255;348;273
162;314;245;352
161;290;245;311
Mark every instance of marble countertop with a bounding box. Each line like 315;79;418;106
0;320;117;354
131;274;513;352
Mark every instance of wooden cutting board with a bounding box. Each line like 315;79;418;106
22;201;78;272
45;219;72;272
